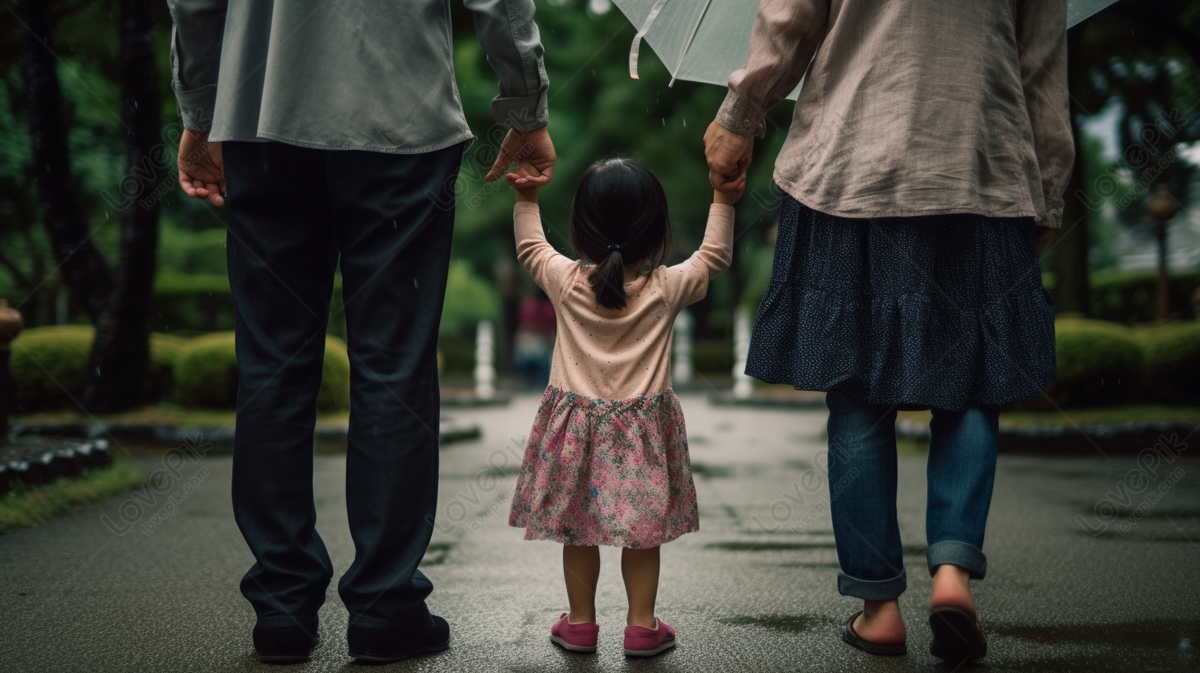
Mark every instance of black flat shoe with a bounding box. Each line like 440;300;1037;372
929;606;987;663
348;614;450;663
841;611;908;656
253;626;319;664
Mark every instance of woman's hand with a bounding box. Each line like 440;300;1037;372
704;120;752;194
1034;226;1053;253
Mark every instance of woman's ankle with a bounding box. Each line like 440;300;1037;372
855;599;907;644
930;564;975;613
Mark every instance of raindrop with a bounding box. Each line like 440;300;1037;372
682;119;687;127
662;119;665;126
96;367;101;375
413;279;419;288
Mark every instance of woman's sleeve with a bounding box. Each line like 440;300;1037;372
715;0;831;138
660;203;734;307
1016;0;1074;229
514;201;575;302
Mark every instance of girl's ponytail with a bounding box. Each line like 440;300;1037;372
570;158;672;311
588;246;627;310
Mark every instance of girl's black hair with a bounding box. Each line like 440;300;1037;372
569;158;672;310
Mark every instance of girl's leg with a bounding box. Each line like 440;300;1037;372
825;392;907;644
926;405;999;614
621;547;660;628
563;545;600;623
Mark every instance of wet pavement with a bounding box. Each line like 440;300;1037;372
1;393;1198;672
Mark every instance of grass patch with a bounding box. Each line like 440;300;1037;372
0;462;147;533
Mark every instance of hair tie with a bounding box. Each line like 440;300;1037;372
607;243;621;252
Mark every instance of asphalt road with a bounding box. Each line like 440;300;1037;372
1;394;1198;672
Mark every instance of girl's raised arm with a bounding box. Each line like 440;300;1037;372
661;194;734;307
514;198;575;303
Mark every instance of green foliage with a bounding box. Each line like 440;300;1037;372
157;227;228;275
1089;269;1200;324
10;325;94;411
10;325;182;410
693;338;734;375
172;331;351;411
1140;322;1200;404
317;337;351;412
0;462;147;533
1033;319;1144;409
440;260;499;337
172;332;239;408
151;273;235;333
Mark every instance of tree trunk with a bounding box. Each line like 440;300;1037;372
1052;27;1091;316
17;0;114;323
82;0;162;410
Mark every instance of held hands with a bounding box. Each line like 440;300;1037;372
177;129;225;207
704;120;752;194
487;125;556;191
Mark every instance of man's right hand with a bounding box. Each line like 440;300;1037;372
486;126;555;188
705;120;753;194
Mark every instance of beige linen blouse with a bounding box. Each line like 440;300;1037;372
716;0;1074;228
514;201;734;400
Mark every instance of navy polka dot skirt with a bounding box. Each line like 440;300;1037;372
745;195;1057;412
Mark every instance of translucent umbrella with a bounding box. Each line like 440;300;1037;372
615;0;1120;100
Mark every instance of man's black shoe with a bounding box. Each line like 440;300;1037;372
253;625;319;664
348;615;451;663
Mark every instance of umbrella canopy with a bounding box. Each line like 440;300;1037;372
616;0;1119;100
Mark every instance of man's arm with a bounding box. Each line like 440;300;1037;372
705;0;829;192
1017;0;1073;234
466;0;556;187
168;0;228;132
168;0;228;206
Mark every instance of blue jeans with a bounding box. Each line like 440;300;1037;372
825;392;999;600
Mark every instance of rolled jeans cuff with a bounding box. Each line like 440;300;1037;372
837;567;907;601
927;540;987;579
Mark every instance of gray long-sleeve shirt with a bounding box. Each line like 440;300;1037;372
168;0;549;153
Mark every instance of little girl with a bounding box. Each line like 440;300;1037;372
507;158;736;657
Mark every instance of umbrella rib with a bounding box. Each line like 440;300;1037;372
629;0;672;80
668;0;713;87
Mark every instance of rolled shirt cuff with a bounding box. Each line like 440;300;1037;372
174;85;217;132
492;92;549;131
716;88;767;138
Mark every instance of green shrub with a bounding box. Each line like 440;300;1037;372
151;273;236;333
1036;319;1143;409
1141;322;1200;405
440;261;499;337
10;325;94;411
692;338;734;375
11;326;187;410
173;331;351;410
317;337;351;412
1088;270;1200;324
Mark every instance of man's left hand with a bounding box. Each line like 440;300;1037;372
486;126;556;187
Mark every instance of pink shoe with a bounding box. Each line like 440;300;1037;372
623;619;676;657
549;613;598;653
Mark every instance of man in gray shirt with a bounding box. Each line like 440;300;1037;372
168;0;555;663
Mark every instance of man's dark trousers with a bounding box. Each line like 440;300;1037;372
223;140;464;634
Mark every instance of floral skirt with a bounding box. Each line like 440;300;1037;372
508;386;699;549
746;194;1057;411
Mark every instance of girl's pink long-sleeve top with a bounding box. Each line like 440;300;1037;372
514;201;733;401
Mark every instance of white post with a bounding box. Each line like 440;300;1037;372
672;309;694;386
474;320;495;400
732;309;753;400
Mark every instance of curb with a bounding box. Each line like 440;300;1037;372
0;438;112;496
897;419;1196;455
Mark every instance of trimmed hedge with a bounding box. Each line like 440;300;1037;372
1010;319;1144;411
11;326;186;411
173;332;351;411
1140;322;1200;405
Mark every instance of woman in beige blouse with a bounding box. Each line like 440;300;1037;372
705;0;1072;663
